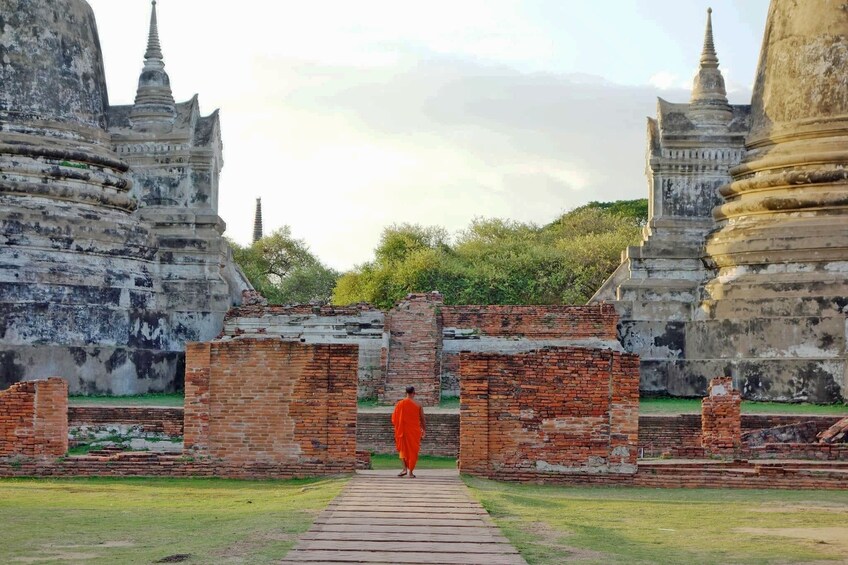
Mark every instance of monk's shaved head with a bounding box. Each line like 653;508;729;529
406;386;415;395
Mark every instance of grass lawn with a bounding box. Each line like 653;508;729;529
70;395;848;416
68;393;185;407
640;397;848;415
370;454;457;470
0;476;346;564
465;476;848;565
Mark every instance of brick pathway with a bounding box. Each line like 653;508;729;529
282;469;527;564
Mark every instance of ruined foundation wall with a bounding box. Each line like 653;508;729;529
459;347;640;479
440;303;621;396
221;302;384;400
0;378;68;457
184;339;357;477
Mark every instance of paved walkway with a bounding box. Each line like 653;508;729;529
282;469;527;564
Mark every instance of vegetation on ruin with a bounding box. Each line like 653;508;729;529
332;199;647;308
640;397;848;415
229;227;340;305
0;476;346;564
465;477;848;564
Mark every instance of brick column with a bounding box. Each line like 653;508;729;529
382;292;444;406
326;345;359;471
0;378;67;457
609;352;640;472
458;353;489;476
701;376;742;456
183;342;212;454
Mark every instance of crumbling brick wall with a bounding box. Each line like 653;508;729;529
459;347;640;479
440;303;620;396
184;339;357;476
222;300;385;400
381;292;443;405
441;304;619;339
0;378;68;457
701;377;742;455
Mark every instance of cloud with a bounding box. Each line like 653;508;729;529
212;52;723;269
85;0;758;271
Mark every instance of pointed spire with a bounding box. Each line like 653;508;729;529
253;198;264;243
131;0;176;131
689;7;731;126
145;0;164;60
700;8;719;68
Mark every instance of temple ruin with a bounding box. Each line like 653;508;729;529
0;0;249;395
593;3;848;404
1;0;847;410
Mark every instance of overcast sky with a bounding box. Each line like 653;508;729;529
87;0;769;270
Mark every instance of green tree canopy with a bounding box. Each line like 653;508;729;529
229;227;340;305
332;199;646;307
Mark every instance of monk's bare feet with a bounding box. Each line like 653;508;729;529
409;472;416;478
398;469;408;477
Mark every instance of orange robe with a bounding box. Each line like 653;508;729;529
391;398;423;472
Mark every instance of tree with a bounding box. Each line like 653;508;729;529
229;227;339;305
331;199;646;307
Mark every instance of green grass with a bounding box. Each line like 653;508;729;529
370;454;457;470
68;394;847;415
356;397;385;408
640;397;848;415
0;476;346;563
68;393;184;407
464;477;848;564
438;396;460;409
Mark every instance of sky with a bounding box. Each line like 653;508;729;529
87;0;770;271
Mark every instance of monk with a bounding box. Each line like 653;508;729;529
391;386;426;478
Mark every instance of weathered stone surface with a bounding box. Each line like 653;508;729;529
595;3;848;403
0;1;248;393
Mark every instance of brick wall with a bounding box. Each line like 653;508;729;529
356;411;459;457
222;299;385;400
459;347;640;479
701;377;742;455
0;378;68;457
184;338;358;477
442;303;619;339
381;293;443;405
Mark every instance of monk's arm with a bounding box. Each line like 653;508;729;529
419;405;427;434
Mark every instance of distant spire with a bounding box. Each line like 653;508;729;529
689;7;731;125
130;0;176;130
253;198;264;243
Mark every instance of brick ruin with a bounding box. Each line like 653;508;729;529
459;348;640;479
382;293;444;405
701;377;742;456
183;339;358;476
0;378;68;458
0;270;844;488
223;292;623;406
